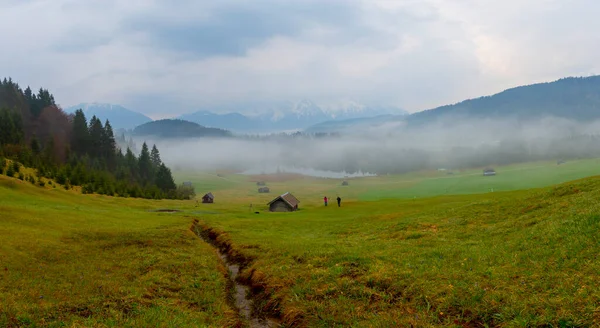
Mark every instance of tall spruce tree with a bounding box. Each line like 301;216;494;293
138;142;152;184
155;163;176;192
102;120;117;169
71;109;90;155
150;144;162;168
88;116;104;160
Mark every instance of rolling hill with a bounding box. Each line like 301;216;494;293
132;119;232;138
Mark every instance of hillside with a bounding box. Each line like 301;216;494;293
64;103;152;130
133;119;232;138
306;76;600;133
408;76;600;123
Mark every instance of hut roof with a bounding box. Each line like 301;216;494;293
267;192;299;208
203;192;214;200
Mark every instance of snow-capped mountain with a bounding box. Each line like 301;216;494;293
64;103;153;130
180;100;406;132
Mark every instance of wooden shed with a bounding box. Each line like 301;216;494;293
258;187;270;193
267;192;299;212
202;192;214;203
483;168;496;176
341;180;349;186
256;181;266;186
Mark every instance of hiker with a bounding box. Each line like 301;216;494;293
324;196;328;206
337;196;341;207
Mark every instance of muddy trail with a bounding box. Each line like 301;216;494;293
190;220;283;328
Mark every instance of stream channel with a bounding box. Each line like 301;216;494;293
194;225;280;328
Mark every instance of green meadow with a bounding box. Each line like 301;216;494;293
0;175;235;328
2;158;600;327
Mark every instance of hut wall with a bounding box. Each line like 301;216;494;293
269;200;292;212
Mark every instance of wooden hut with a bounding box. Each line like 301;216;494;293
483;168;496;176
256;181;266;186
258;187;270;193
341;180;349;186
267;192;299;212
202;192;214;203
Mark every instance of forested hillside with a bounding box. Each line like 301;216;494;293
0;78;192;199
409;76;600;123
133;119;232;138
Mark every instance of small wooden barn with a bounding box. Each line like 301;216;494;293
202;192;214;203
267;192;299;212
483;168;496;176
258;187;270;193
256;181;266;186
341;180;349;186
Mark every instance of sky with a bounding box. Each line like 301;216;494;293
0;0;598;118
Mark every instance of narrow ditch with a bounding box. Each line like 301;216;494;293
190;220;281;328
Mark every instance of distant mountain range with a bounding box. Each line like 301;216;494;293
65;75;600;135
64;103;152;130
179;100;407;132
305;75;600;133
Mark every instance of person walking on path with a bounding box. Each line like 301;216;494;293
337;196;341;207
324;196;328;206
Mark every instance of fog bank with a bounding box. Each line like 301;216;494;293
137;116;600;176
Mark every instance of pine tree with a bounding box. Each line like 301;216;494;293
155;163;176;192
71;109;90;155
124;147;138;181
30;137;40;155
88;116;104;160
138;142;152;184
150;144;162;168
102;120;117;169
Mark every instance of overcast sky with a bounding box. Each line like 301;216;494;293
0;0;598;118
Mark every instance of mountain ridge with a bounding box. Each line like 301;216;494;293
64;103;152;130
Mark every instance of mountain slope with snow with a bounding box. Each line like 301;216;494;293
180;100;406;132
64;103;152;130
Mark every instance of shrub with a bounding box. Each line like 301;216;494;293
6;165;15;177
11;161;21;173
176;184;196;200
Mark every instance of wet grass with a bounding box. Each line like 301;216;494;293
0;176;235;327
191;176;600;326
4;157;600;327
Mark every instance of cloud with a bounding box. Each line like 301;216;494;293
0;0;598;118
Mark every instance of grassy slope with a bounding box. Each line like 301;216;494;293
194;176;600;326
0;176;234;328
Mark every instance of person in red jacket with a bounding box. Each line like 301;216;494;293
323;196;328;206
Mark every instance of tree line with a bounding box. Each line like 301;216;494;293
0;77;194;199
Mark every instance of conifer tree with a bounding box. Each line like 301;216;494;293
138;142;152;183
88;116;104;159
71;109;90;155
150;144;162;168
155;163;176;192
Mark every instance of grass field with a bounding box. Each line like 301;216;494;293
0;176;236;327
3;158;600;327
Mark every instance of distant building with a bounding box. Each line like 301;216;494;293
557;160;566;165
256;181;266;186
202;192;214;203
267;192;299;212
341;181;349;186
258;187;270;193
483;168;496;176
183;181;193;187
